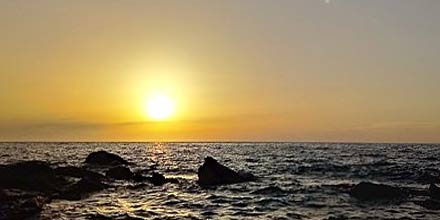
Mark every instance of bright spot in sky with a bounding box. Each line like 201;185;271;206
325;0;331;4
145;94;175;120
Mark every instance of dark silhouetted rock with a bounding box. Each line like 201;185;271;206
429;184;440;200
350;182;407;201
58;177;109;201
55;166;105;181
106;166;133;180
197;156;256;186
85;151;129;166
0;161;64;194
148;172;178;186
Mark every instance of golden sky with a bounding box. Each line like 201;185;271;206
1;1;439;142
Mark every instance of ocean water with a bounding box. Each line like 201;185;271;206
1;142;440;220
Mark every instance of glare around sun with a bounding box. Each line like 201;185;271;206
145;95;175;120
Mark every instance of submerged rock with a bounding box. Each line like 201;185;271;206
197;156;255;186
350;182;407;201
251;186;287;195
85;150;129;166
106;166;133;180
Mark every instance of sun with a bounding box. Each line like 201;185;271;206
145;95;175;120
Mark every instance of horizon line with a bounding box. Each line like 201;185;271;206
0;140;439;145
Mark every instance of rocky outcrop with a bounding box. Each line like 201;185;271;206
197;156;255;186
350;182;407;201
85;150;129;166
0;161;66;194
106;166;133;180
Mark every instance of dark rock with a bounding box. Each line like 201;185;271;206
350;182;407;201
58;177;109;201
0;189;50;220
148;172;178;186
197;156;255;186
85;151;129;166
55;166;105;180
0;161;65;194
429;184;440;200
106;166;133;180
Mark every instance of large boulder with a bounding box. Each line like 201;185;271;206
106;166;133;180
351;182;407;201
197;156;255;186
85;151;129;166
0;161;65;194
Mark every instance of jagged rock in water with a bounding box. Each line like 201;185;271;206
197;156;255;186
0;161;65;194
0;189;50;220
55;166;105;180
106;166;133;180
148;172;178;186
85;150;129;166
350;182;407;201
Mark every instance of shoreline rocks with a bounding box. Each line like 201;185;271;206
197;156;256;186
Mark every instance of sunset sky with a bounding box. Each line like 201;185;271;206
1;0;439;142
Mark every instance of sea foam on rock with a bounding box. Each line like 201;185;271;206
197;156;255;186
351;182;407;201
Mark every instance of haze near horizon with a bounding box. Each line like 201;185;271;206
1;0;439;142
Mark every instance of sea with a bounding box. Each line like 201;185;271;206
1;142;440;220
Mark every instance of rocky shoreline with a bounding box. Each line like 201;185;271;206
1;150;440;219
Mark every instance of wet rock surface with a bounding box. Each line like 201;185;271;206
197;156;256;186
